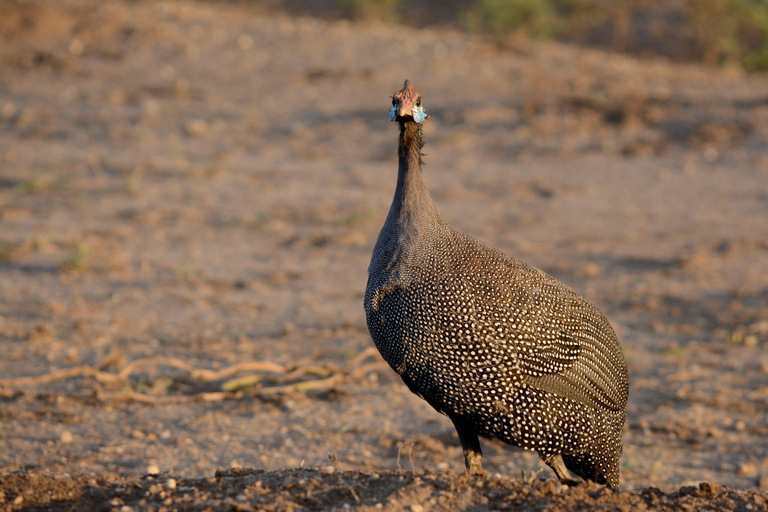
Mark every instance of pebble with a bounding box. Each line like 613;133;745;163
2;103;16;118
185;119;208;136
238;34;254;50
737;463;758;477
147;464;160;475
410;505;424;512
69;39;85;56
60;431;74;444
166;478;177;489
319;465;335;474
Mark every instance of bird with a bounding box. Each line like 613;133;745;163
364;80;629;489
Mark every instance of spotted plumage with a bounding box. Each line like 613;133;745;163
364;80;629;489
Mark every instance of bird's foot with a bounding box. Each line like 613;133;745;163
467;467;488;478
464;450;485;477
559;477;583;487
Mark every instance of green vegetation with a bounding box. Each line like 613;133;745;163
14;175;53;194
464;0;558;38
174;261;196;280
335;0;402;23
686;0;768;70
0;241;17;262
58;240;91;273
338;208;379;227
275;0;768;71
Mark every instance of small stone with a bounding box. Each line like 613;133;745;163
13;495;23;505
109;89;128;105
238;34;254;50
166;479;176;489
147;464;160;475
698;482;722;494
2;103;16;118
69;39;85;56
703;147;719;162
319;465;335;474
185;119;208;136
738;463;758;477
410;505;424;512
160;430;172;440
584;263;600;276
60;431;74;444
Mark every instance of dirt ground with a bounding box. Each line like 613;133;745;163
1;0;767;510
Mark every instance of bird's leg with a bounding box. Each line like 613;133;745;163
450;415;485;476
546;454;580;484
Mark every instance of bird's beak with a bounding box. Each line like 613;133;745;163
396;96;415;118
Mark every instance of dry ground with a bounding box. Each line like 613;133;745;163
0;0;767;510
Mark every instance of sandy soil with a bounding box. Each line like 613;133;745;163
1;0;767;510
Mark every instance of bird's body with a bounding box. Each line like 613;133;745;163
364;81;628;488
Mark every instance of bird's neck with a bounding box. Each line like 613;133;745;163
389;121;439;231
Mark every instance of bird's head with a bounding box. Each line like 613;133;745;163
390;79;428;124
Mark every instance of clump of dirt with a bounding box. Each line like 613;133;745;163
2;469;767;511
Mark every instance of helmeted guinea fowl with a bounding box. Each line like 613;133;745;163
364;80;629;489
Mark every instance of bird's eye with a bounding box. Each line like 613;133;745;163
416;98;422;107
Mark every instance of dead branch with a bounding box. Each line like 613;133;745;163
0;364;122;387
0;348;388;404
96;390;234;404
257;374;345;396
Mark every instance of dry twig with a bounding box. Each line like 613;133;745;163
0;349;388;404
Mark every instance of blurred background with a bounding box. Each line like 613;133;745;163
260;0;768;71
0;0;767;493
